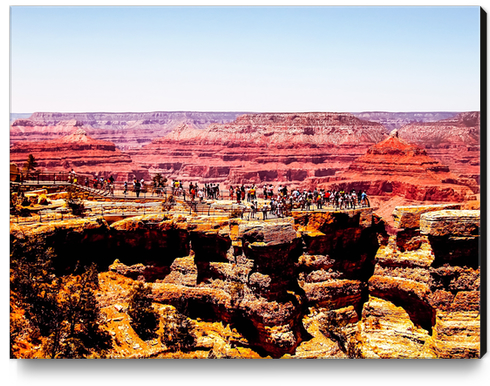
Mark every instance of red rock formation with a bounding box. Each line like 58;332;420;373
319;130;475;202
363;206;480;358
130;113;388;186
10;119;88;142
398;112;480;184
9;128;136;181
9;204;480;358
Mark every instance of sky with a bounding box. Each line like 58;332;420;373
9;5;481;113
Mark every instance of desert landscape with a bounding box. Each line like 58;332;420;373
9;109;481;359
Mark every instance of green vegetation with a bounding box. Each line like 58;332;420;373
127;282;159;341
23;154;38;177
10;236;112;358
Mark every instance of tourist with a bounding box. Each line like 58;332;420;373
261;204;268;220
190;186;195;201
135;180;141;197
250;201;256;219
361;191;368;207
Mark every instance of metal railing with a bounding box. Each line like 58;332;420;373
11;198;374;225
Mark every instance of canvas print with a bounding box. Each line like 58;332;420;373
9;6;482;359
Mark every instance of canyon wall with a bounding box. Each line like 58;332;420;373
130;112;388;186
10;205;480;358
363;206;480;358
9;111;479;204
9;128;137;181
316;130;476;202
10;111;249;149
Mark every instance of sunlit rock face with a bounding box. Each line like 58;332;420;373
10;203;480;358
365;207;480;358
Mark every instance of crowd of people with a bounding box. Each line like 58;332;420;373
228;184;369;210
68;170;370;217
162;180;222;202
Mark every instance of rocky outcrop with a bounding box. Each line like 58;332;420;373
363;206;480;358
10;202;480;358
130;113;388;186
10;208;384;358
10;111;248;149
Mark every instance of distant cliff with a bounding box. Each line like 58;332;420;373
10;111;251;149
397;112;480;181
351;112;460;131
11;110;464;147
130;112;388;185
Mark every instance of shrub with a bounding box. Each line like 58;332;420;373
162;195;175;211
230;208;244;218
10;240;111;358
127;282;159;341
65;185;85;215
160;308;196;352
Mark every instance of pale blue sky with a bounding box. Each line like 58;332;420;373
10;6;481;113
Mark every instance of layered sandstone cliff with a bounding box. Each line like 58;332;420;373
130;112;388;186
363;205;480;358
9;202;480;358
352;111;459;131
10;208;384;358
320;130;475;202
9;128;136;180
10;111;248;149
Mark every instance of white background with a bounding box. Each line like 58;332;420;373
3;1;489;385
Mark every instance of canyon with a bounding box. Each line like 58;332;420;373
318;129;477;204
9;109;481;358
398;111;480;185
9;204;480;358
10;111;479;190
10;111;480;223
10;110;461;147
129;112;388;186
351;111;459;131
